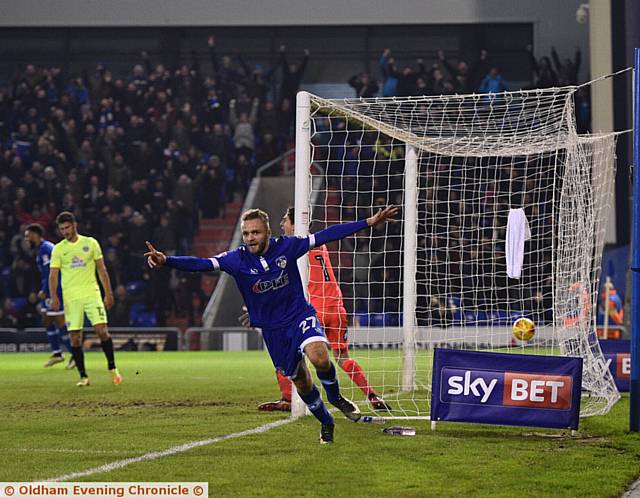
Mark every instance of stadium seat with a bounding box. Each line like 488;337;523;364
368;313;386;327
129;303;157;327
354;313;369;326
10;297;27;311
464;311;477;323
132;312;157;327
383;312;401;326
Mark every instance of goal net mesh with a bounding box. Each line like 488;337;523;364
304;88;620;418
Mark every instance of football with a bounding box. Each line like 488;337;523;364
512;317;536;341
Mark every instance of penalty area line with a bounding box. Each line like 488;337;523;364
42;417;295;482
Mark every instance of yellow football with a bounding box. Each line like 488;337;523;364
513;317;536;341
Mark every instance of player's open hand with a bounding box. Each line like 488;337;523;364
238;305;251;329
144;241;167;268
367;205;399;227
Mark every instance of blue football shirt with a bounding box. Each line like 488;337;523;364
210;235;317;329
37;240;62;299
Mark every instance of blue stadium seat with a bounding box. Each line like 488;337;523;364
368;313;386;327
129;303;146;315
355;313;369;326
384;312;401;326
132;311;157;327
129;303;157;327
10;297;27;311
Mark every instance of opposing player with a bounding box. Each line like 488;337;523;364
49;212;122;387
24;223;74;369
251;207;391;412
145;206;398;443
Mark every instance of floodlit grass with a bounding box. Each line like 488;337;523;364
1;351;639;497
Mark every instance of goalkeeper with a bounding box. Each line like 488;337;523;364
145;206;398;444
242;206;391;413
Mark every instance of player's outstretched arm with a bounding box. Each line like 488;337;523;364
145;241;215;272
312;205;399;247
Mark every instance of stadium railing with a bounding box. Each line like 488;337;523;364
18;327;180;351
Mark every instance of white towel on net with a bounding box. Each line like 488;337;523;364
506;208;531;279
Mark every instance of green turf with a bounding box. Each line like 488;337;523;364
1;351;640;497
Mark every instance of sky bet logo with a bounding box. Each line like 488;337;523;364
603;353;630;379
442;368;573;410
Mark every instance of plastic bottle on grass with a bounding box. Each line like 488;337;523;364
382;426;416;436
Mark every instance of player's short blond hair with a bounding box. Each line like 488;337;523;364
241;209;270;229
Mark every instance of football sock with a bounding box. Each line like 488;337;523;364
316;362;340;404
276;371;292;401
299;385;334;426
340;358;374;396
46;324;62;355
58;325;72;352
71;346;87;377
101;339;116;370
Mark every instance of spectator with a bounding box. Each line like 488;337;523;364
16;292;40;329
279;45;309;104
152;214;178;253
229;97;259;161
109;285;131;327
348;72;379;98
379;49;398;97
9;257;39;297
551;46;581;86
197;163;223;219
527;45;558;89
479;67;507;94
396;60;424;97
0;299;17;328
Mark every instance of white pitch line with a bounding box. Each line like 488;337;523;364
42;417;295;482
9;449;129;455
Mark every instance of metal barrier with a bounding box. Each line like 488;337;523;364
184;327;264;351
17;327;180;351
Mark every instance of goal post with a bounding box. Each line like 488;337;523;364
402;144;418;392
631;47;640;432
292;90;312;419
295;87;620;420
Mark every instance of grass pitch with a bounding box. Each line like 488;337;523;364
2;351;640;497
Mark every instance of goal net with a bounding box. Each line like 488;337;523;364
295;88;620;419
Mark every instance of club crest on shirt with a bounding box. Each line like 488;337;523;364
276;256;287;269
83;246;89;252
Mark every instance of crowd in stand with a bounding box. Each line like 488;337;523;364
0;38;586;329
327;45;583;327
348;45;582;97
0;37;308;328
